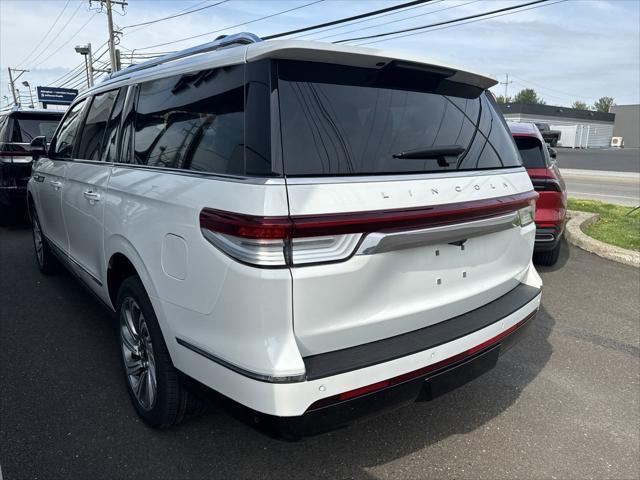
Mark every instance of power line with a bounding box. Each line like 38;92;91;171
352;0;567;46
337;0;548;43
312;0;479;41
32;12;99;70
509;74;592;102
135;0;325;51
25;1;86;68
49;42;108;86
56;49;109;88
17;0;73;68
263;0;433;40
121;0;229;29
291;0;446;39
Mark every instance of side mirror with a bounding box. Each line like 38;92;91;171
549;147;557;159
29;136;48;161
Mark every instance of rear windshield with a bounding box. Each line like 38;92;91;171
277;60;521;176
513;136;547;169
11;113;61;143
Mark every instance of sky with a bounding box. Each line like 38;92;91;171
1;0;639;110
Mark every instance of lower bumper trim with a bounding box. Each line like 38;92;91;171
261;310;535;438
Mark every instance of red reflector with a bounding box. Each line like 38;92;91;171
339;379;390;401
308;310;537;411
200;191;538;240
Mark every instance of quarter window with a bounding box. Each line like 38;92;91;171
52;100;86;159
133;66;245;175
76;90;119;160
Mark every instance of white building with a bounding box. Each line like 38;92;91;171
500;103;615;148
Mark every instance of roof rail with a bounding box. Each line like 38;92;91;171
106;32;262;82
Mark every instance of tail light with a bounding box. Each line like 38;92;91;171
200;191;538;268
530;167;562;192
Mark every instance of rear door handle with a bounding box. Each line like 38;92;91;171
49;180;62;190
83;190;101;202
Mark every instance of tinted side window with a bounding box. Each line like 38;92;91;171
76;90;119;160
133;65;245;174
53;100;86;159
101;87;126;162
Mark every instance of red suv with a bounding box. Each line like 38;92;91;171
509;122;567;266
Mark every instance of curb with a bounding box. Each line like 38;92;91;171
565;210;640;268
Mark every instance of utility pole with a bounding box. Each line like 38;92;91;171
7;67;28;106
91;0;127;73
500;73;513;101
105;0;117;73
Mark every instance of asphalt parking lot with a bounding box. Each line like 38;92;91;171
1;225;639;480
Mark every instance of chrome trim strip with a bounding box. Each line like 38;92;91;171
176;338;306;383
357;211;519;255
109;162;281;184
283;167;526;185
535;233;555;242
49;160;525;186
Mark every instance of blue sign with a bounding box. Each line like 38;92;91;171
36;86;78;106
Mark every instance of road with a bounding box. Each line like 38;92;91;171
560;168;640;207
1;226;638;479
555;148;639;173
555;148;640;206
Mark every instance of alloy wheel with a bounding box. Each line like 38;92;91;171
32;214;44;267
120;297;158;411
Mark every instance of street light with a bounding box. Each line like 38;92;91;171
21;80;35;108
75;43;94;88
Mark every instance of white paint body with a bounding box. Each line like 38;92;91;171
28;39;541;418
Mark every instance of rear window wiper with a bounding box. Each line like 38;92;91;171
392;145;465;167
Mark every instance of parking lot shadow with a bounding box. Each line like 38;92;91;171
535;237;570;273
0;225;555;480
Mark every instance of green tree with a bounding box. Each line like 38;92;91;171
571;101;588;110
495;95;511;104
512;88;546;105
592;96;615;113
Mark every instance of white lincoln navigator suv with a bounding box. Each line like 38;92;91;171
27;33;541;436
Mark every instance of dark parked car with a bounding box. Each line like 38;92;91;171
0;108;63;222
534;123;561;147
509;122;567;266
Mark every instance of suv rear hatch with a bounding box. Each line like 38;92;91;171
273;58;536;356
0;112;61;188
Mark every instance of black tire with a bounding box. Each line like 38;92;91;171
30;206;58;274
533;242;561;266
116;276;203;428
550;138;558;147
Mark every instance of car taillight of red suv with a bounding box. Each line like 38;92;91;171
508;122;567;266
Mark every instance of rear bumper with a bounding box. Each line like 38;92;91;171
257;309;535;438
175;266;542;434
534;224;564;252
